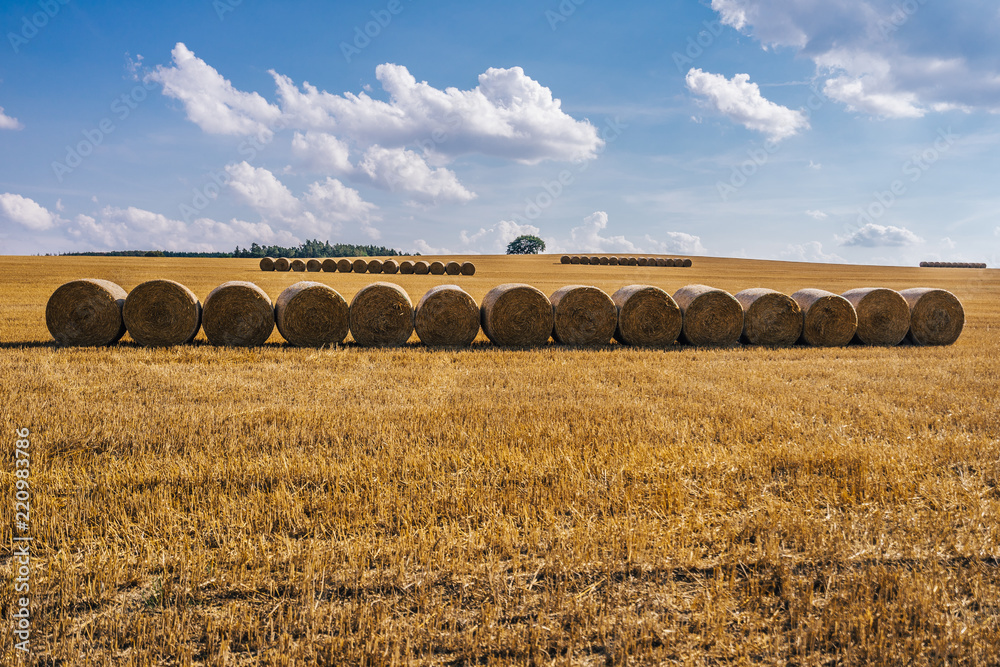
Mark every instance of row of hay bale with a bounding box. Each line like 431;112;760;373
47;280;963;348
260;257;476;275
919;261;987;269
561;255;693;267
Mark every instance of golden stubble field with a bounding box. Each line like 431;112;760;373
1;254;999;665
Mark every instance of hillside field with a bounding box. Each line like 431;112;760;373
1;254;999;665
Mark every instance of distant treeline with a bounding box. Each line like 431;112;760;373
62;239;410;259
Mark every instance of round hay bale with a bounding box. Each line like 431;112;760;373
259;257;275;271
550;285;617;347
672;284;743;347
290;259;306;272
608;256;619;266
274;281;349;347
202;281;274;347
352;258;368;274
414;285;480;347
399;260;415;274
841;288;910;346
382;259;399;275
612;285;682;347
414;260;430;275
790;289;857;347
429;261;446;275
349;282;414;347
570;256;581;265
899;288;964;346
306;259;322;272
123;279;201;346
626;257;638;266
460;261;476;276
599;256;609;266
578;256;590;265
46;279;127;347
274;257;291;272
445;261;461;275
589;256;600;266
560;255;571;264
322;258;338;272
480;283;553;347
337;258;353;273
367;259;384;274
682;258;693;267
637;257;648;267
734;288;802;346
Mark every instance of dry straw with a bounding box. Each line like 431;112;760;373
414;285;480;346
399;260;415;274
626;257;638;266
550;285;617;346
306;259;322;272
349;282;414;347
790;289;857;347
841;288;910;346
290;259;306;272
681;258;693;267
612;285;682;347
445;261;461;275
461;261;476;276
322;259;338;272
202;281;274;347
480;283;553;347
664;258;676;267
609;256;619;265
579;256;590;265
560;256;571;264
337;259;353;273
274;257;291;271
414;261;430;275
274;281;349;348
367;259;384;274
638;257;648;266
123;279;202;346
599;257;609;265
382;259;400;275
570;256;581;264
899;287;965;346
352;258;368;274
590;256;600;266
734;288;803;346
672;284;743;346
429;261;446;275
46;279;127;347
259;257;275;271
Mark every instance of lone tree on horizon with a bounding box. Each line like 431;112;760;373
506;235;546;255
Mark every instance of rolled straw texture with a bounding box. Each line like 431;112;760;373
899;287;965;346
841;288;910;346
349;282;414;347
734;288;803;346
414;285;480;347
480;283;553;347
791;289;857;347
550;285;617;346
46;279;127;347
672;284;743;347
274;281;349;347
123;279;201;346
202;281;274;347
612;284;682;347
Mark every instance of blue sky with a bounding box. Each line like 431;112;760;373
1;0;999;265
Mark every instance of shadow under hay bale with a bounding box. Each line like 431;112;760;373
46;279;127;347
612;284;682;347
480;283;553;347
415;285;480;347
399;260;415;274
734;288;803;347
290;259;306;272
842;288;910;346
445;261;461;275
550;285;617;346
791;289;857;347
673;284;743;347
202;281;274;347
306;259;322;272
259;257;275;271
461;261;476;276
275;281;349;348
274;258;291;272
349;282;414;347
123;279;201;347
382;259;399;275
337;259;353;273
900;287;965;346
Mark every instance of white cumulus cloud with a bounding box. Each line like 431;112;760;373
686;68;809;141
358;146;476;203
291;131;353;175
0;193;56;230
805;209;828;220
0;107;23;130
839;222;924;247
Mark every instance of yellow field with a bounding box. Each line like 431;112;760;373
1;254;999;665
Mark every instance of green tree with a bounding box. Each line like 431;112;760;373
506;235;546;255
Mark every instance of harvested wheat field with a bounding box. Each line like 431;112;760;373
1;253;999;665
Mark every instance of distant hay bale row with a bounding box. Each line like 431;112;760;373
920;261;987;269
46;280;966;349
264;257;476;275
561;255;692;267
